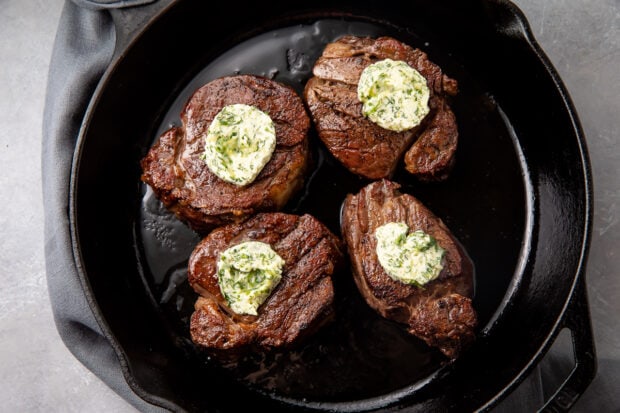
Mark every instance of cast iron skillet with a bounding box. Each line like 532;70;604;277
70;0;595;411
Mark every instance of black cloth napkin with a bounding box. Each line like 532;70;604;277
42;1;549;411
42;1;169;412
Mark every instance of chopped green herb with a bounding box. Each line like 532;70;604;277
375;222;445;286
203;103;276;186
357;59;430;132
217;241;285;316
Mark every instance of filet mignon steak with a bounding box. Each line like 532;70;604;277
304;35;458;180
341;179;477;358
188;212;343;351
141;75;310;232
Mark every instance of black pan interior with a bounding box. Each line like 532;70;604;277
71;1;589;411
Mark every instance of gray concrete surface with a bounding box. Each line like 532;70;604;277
0;0;136;411
0;0;617;411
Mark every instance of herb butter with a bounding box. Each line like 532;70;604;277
203;104;276;186
217;241;284;315
375;222;445;286
357;59;430;132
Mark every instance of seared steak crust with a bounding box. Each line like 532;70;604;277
304;35;458;180
141;75;310;232
188;213;343;350
341;180;477;358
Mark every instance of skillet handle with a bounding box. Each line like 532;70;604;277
108;0;175;60
540;276;596;412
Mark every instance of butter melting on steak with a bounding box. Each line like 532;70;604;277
304;35;458;180
141;75;310;232
188;213;343;350
341;180;477;358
